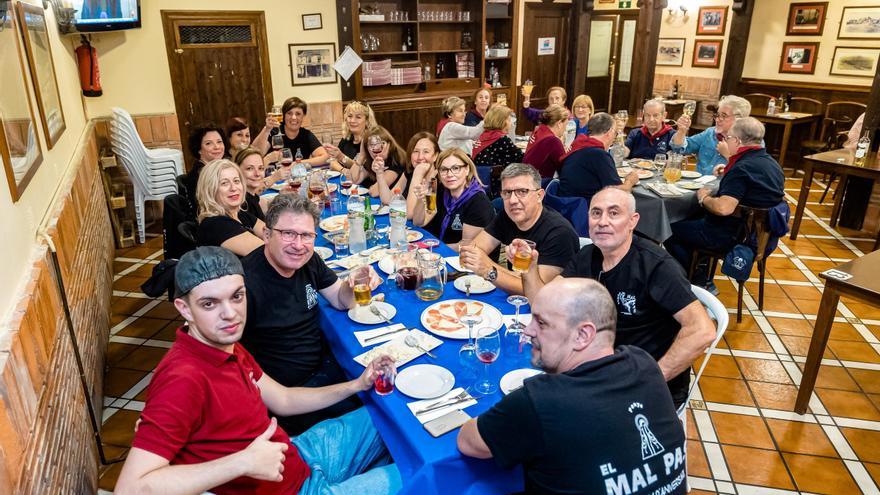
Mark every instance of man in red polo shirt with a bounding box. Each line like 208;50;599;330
115;246;400;495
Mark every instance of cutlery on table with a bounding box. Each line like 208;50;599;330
363;327;406;344
415;391;470;416
369;304;393;324
465;279;471;298
404;334;437;359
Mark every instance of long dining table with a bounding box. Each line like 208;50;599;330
268;173;533;494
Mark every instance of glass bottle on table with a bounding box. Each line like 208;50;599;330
854;131;871;167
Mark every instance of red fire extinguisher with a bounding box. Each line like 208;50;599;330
75;35;102;97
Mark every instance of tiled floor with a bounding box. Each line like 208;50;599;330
96;174;880;494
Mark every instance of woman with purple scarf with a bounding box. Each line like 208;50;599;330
411;148;495;252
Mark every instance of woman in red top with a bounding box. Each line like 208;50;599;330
523;105;569;179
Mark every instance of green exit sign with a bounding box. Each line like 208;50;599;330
619;0;632;7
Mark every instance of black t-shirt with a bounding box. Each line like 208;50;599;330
486;207;578;268
464;110;484;127
359;155;405;189
561;237;696;402
708;148;785;234
473;136;524;168
337;136;361;159
244;192;265;222
477;346;687;495
273;127;322;159
197;210;260;252
558;147;622;206
425;186;495;245
182;160;206;218
240;246;339;386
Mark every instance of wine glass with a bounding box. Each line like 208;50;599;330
474;327;501;395
653;153;668;172
683;100;697;118
280;148;293;167
271;134;284;151
459;313;483;352
506;295;529;331
616;110;629;128
423;239;440;252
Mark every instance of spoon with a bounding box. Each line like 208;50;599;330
405;334;436;358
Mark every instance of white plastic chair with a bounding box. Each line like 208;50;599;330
112;107;185;175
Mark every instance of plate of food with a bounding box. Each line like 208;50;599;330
319;214;347;232
406;230;424;242
353;330;442;367
453;275;495;294
339;185;370;196
677;181;703;190
634;159;654;170
617;166;633;177
371;204;390;216
681;170;702;179
348;301;397;325
635;169;654;179
420;300;503;340
314;246;333;260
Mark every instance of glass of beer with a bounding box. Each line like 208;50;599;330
269;105;283;125
425;178;438;213
512;240;536;273
664;156;682;184
522;79;534;98
353;268;372;306
683;100;697;118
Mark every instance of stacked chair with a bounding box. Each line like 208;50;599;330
109;107;185;243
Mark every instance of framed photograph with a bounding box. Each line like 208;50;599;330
829;46;880;77
692;39;723;68
786;2;828;35
780;42;819;74
289;43;337;86
656;38;686;66
838;6;880;39
15;2;65;150
1;7;43;202
302;13;322;31
696;6;728;36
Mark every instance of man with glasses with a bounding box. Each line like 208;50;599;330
665;117;784;290
241;193;383;434
671;95;752;176
624;99;675;159
460;163;579;295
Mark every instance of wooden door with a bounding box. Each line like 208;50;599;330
161;11;273;170
610;13;639;113
519;2;570;132
585;13;640;114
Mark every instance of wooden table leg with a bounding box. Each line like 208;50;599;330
790;162;813;240
829;173;848;228
779;122;793;171
795;285;840;414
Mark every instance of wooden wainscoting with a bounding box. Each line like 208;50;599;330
0;122;114;493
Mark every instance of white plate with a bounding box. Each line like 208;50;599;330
681;170;702;179
339;185;370;196
677;181;702;190
314;246;333;260
395;364;456;399
371;204;390;216
420;300;503;340
444;256;472;273
617;167;654;179
326;170;342;179
319;214;347;232
377;255;396;275
407;230;424;242
348;301;397;325
453;275;495;294
500;368;543;395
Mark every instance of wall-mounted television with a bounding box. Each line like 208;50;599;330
71;0;141;32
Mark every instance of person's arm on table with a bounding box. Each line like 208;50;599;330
697;188;738;216
259;356;394;416
460;231;525;295
458;419;493;459
658;300;716;381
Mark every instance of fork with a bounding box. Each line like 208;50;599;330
370;304;393;324
465;279;472;298
415;391;469;415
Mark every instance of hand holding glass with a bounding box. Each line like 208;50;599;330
512;240;536;273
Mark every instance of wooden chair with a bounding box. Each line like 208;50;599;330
818;131;851;204
687;206;773;323
789;97;822;115
743;93;775;113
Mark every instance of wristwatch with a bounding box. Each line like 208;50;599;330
486;266;498;282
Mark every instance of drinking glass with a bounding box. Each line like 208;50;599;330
474;327;501;396
353;268;372;306
424;178;438;213
616;110;629;126
423;239;440;252
308;171;326;203
653;153;668;172
374;363;396;396
459;313;483;352
664;155;682;184
271;134;284;151
269;105;283;125
280;148;293;166
683;100;697;118
512;240;536;273
333;233;349;258
506;295;529;331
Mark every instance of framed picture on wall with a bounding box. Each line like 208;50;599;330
302;13;322;31
838;6;880;39
692;39;723;68
289;43;338;86
829;46;880;77
15;2;66;150
779;42;819;74
786;2;828;35
656;38;686;66
696;6;728;36
1;6;43;202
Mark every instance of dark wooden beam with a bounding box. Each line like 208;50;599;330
336;1;356;101
719;0;754;97
864;59;880;147
566;0;594;99
629;0;666;113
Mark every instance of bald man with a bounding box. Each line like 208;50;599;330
625;99;674;159
519;187;716;408
458;278;687;494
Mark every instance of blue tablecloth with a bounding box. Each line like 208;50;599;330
266;175;531;493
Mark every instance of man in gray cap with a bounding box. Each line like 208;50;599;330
115;246;400;495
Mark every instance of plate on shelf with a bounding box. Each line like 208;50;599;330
319;215;347;232
348;301;397;325
453;275;495;294
500;369;543;395
419;300;503;340
395;364;455;399
681;170;702;179
314;246;333;260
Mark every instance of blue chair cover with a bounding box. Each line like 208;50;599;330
544;178;559;196
543;192;588;237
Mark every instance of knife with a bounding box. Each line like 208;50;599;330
363;326;406;343
415;396;473;416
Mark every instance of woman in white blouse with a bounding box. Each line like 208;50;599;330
436;96;484;154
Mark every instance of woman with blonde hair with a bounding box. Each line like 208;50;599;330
412;148;494;252
465;87;492;126
349;125;407;197
571;94;594;136
437;96;484;154
324;100;375;173
523;105;569;179
522;85;568;125
196;159;265;257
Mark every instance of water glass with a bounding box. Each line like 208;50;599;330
333;233;349;258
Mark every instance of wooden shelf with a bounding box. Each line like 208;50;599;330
361;50;416;56
418;21;475;24
485;56;510;61
487;16;512;20
420;49;472;54
360;20;417;24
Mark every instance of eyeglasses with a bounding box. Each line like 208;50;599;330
367;137;387;148
271;228;317;243
723;135;740;142
714;112;734;120
499;188;538;199
438;164;467;175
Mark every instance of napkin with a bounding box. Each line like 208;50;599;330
695;175;715;184
502;314;532;329
444;256;472;273
354;323;407;347
406;387;478;423
353;329;442;367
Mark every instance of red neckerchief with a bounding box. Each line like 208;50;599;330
715;132;725;142
472;129;508;158
436;118;451;136
560;135;605;161
526;124;556;153
723;145;763;174
641;124;673;143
